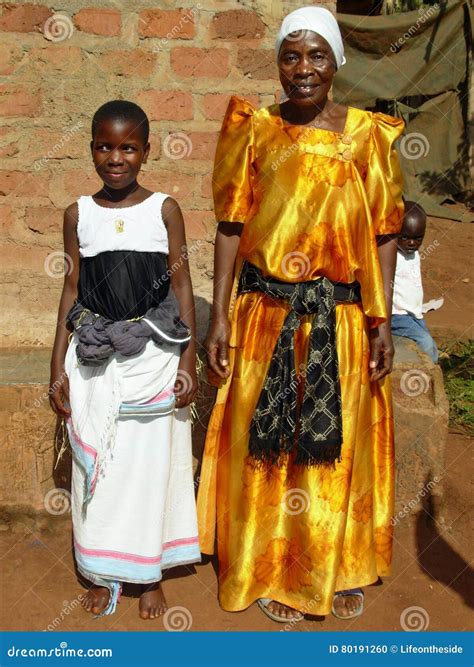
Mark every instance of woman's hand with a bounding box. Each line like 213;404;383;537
205;315;231;379
369;321;394;382
49;367;71;418
174;356;198;408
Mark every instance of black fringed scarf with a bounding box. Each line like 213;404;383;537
238;261;361;467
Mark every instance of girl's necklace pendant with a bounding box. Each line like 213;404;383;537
115;218;124;233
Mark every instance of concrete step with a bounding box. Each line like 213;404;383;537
0;337;448;527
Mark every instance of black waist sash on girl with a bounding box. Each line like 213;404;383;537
238;261;361;467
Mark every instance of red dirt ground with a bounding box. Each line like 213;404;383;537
0;429;471;633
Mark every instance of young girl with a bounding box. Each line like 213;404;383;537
49;100;201;619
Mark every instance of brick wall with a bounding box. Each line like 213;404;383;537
0;1;335;347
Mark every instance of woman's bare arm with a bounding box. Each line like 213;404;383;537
369;234;398;381
205;221;243;378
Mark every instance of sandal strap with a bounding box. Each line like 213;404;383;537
334;588;364;598
258;597;273;608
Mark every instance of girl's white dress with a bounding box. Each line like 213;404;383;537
65;193;200;616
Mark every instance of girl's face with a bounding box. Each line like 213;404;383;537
278;31;336;107
91;119;150;189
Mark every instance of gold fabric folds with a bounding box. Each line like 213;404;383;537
197;96;404;615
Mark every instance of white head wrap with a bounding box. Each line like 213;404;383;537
275;6;346;70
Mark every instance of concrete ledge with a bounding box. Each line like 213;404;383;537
392;336;449;518
0;337;449;524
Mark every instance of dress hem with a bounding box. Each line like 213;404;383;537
218;571;389;616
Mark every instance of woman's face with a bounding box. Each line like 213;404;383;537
278;30;336;107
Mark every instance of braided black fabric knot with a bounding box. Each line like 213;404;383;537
238;261;361;467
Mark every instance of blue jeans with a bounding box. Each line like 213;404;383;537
391;313;439;363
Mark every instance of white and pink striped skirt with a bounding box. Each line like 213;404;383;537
65;336;201;616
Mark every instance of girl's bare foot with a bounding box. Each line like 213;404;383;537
81;586;110;615
139;582;167;620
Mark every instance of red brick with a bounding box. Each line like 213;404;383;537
141;170;198;205
0;85;41;117
0;204;19;238
0;136;18;157
171;47;230;78
25;207;63;234
0;244;56;273
182;210;214;239
138;9;196;39
96;49;156;77
0;42;23;75
211;10;265;40
137;90;193;121
0;127;18;158
0;387;21;412
63;171;101;199
202;93;259;120
237;48;278;80
147;137;160;161
201;172;213;199
0;171;49;197
28;126;86;164
73;8;120;37
0;3;51;33
183;132;219;161
29;46;82;74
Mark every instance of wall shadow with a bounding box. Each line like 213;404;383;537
416;475;474;610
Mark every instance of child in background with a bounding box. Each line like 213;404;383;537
391;201;438;363
49;100;201;619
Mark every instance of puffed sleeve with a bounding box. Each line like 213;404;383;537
364;112;405;235
213;96;255;224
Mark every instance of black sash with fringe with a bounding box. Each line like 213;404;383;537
238;261;361;467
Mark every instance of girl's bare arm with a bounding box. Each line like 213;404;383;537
49;203;80;417
162;197;197;408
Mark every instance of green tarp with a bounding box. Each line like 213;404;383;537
334;0;472;220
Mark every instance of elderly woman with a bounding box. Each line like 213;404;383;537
197;7;404;622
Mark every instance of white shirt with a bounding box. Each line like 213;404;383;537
392;249;424;319
77;192;170;258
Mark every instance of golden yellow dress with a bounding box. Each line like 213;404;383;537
197;96;404;615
